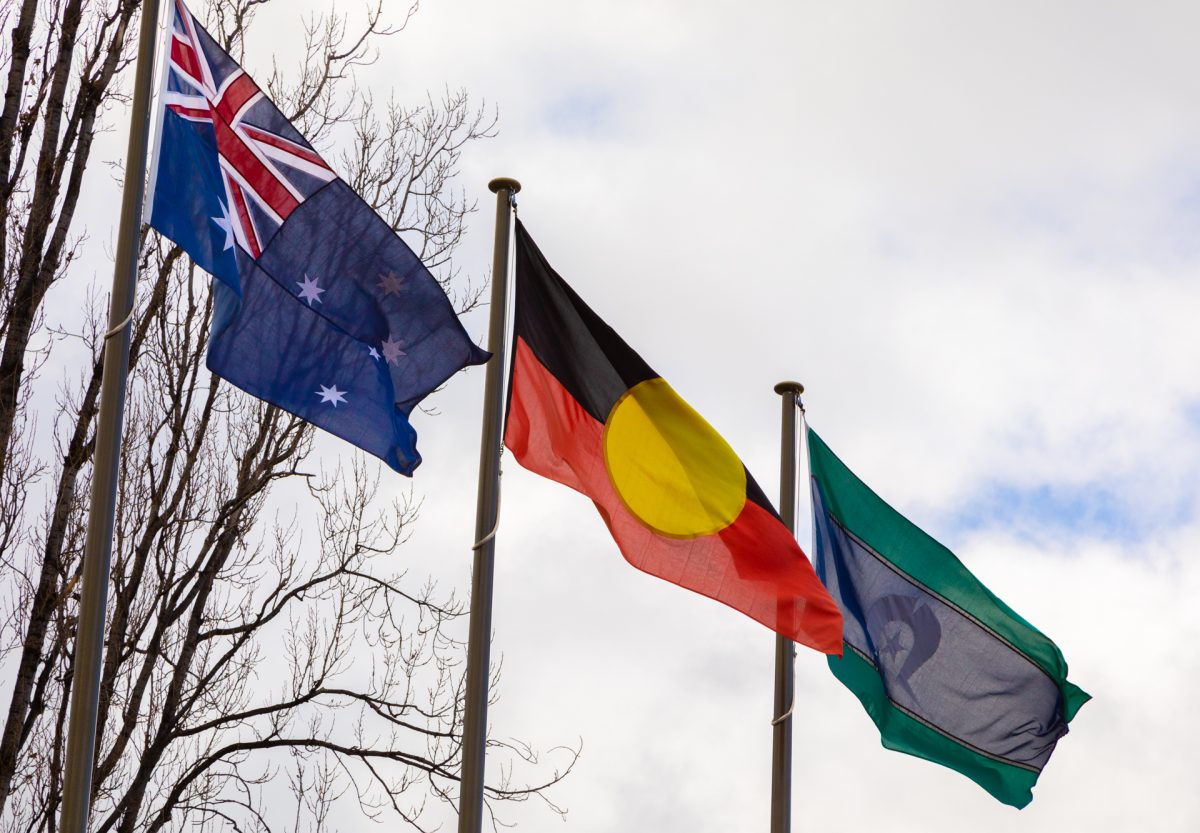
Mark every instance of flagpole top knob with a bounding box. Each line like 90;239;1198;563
774;381;805;397
489;177;522;194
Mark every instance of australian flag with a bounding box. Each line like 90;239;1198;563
146;0;489;475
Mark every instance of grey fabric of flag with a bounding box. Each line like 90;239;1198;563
811;481;1067;771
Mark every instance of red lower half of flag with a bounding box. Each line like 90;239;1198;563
506;337;842;654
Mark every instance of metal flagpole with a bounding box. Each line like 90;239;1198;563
59;1;163;831
458;177;520;833
770;380;804;833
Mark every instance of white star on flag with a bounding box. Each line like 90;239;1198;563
377;271;405;296
381;337;406;365
296;274;326;305
368;346;381;361
211;201;235;251
316;384;347;407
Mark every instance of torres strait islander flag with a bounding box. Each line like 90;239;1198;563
807;427;1089;807
504;221;842;653
146;0;487;474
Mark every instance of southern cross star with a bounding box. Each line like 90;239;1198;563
377;271;405;296
316;384;347;407
368;346;381;361
381;337;406;365
296;274;326;305
211;201;235;251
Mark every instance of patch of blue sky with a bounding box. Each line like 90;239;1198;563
870;227;915;261
1183;399;1200;431
1162;154;1200;212
992;189;1075;238
544;90;618;138
934;480;1194;549
1141;164;1200;263
983;165;1200;268
1169;176;1200;216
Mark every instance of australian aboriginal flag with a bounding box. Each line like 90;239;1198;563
504;221;843;653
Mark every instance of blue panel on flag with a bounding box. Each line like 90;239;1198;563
208;275;420;473
253;181;488;413
150;112;240;290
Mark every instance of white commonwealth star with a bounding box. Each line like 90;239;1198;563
381;337;406;366
296;274;326;306
316;384;347;407
211;201;235;251
377;271;405;296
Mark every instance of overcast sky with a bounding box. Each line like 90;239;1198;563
334;1;1200;830
69;1;1200;830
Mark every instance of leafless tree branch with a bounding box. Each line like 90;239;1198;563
0;2;572;831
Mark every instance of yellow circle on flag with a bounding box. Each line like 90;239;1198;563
602;378;747;538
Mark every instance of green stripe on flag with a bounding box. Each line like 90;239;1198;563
829;643;1040;809
807;429;1090;722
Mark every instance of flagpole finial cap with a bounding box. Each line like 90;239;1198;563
489;177;522;194
774;381;804;396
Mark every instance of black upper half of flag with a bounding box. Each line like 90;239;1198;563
508;219;782;522
511;220;655;424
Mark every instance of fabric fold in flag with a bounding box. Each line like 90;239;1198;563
807;427;1089;807
503;220;842;653
147;0;488;475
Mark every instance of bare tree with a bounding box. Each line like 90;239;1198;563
0;2;575;831
0;0;145;809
